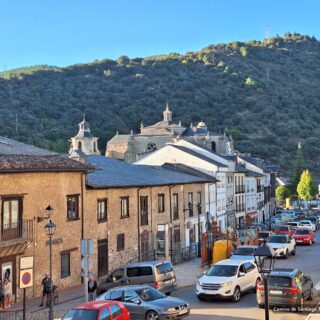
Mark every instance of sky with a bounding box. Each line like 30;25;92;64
0;0;319;71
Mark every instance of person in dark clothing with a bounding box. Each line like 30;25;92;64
39;273;52;307
88;276;97;301
0;279;4;309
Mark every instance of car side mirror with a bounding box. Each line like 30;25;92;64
203;271;207;276
133;299;141;305
238;272;245;277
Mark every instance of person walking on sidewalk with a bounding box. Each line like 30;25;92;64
88;276;97;301
3;278;11;308
39;273;52;307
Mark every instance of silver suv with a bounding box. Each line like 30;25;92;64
97;261;177;295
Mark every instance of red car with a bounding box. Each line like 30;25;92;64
258;231;273;245
274;225;293;235
293;228;315;245
62;301;130;320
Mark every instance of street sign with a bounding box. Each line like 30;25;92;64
20;269;33;289
20;256;34;270
81;239;94;256
81;256;93;274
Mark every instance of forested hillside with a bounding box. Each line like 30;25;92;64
0;33;320;174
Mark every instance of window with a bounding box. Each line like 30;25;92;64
174;225;180;243
100;308;111;320
78;141;82;150
109;304;122;318
109;269;124;282
97;198;107;222
140;196;148;226
124;290;140;303
188;193;193;217
158;194;165;213
67;195;79;220
110;290;123;302
61;253;70;278
173;193;179;220
2;198;21;229
244;262;255;273
127;267;152;277
146;142;157;151
93;141;97;153
120;197;129;218
117;234;125;251
197;191;202;206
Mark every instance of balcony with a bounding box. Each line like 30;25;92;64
235;185;245;194
0;220;34;248
257;186;264;193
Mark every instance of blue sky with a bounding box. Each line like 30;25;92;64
0;0;319;71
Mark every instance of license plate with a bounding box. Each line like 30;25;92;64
296;240;303;242
203;290;215;294
270;290;282;294
165;280;171;285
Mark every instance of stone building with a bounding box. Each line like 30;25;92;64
106;104;234;163
0;136;90;301
83;155;212;277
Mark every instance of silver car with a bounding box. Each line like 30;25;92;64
97;285;190;320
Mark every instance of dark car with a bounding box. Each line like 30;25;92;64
258;231;273;245
256;268;313;308
97;285;190;320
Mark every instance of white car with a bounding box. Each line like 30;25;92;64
196;259;261;302
230;245;258;263
286;221;302;230
267;234;296;258
299;220;316;232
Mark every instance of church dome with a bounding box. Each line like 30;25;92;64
197;121;207;128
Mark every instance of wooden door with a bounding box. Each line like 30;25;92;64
97;239;108;278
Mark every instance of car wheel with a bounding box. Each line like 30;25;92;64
252;278;261;293
165;292;171;296
292;246;296;255
284;250;289;259
309;240;312;246
197;295;205;301
231;286;241;303
145;310;160;320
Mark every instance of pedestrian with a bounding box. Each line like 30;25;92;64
0;279;4;309
88;276;97;301
39;273;52;307
3;278;11;308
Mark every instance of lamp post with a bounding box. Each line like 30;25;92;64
253;244;276;320
196;203;202;258
44;205;56;320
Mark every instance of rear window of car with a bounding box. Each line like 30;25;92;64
269;276;292;288
295;229;309;235
258;232;269;238
127;266;153;277
275;226;289;231
63;309;98;320
156;262;173;274
109;304;122;318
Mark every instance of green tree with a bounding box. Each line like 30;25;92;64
275;185;289;204
288;143;304;195
245;77;255;86
297;169;316;202
240;46;248;57
116;55;130;65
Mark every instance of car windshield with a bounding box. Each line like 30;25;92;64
295;229;309;235
287;223;297;226
135;287;165;301
275;226;289;231
156;262;173;274
258;232;269;238
207;265;238;277
300;221;310;225
269;276;291;288
268;235;286;243
63;309;98;320
233;247;255;255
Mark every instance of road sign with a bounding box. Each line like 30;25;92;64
20;269;33;289
20;256;34;270
81;256;93;274
81;239;94;256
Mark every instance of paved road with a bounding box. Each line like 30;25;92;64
172;231;320;320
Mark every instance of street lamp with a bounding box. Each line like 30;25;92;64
253;245;276;320
196;203;202;258
41;205;56;320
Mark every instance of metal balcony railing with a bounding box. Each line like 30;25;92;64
0;220;34;246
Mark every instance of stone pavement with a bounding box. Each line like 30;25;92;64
0;258;207;318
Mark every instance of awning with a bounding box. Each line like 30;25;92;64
246;211;259;218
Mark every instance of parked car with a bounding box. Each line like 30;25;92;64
230;245;258;263
267;235;296;258
303;217;319;230
256;268;313;308
97;285;190;320
258;231;273;245
97;261;177;296
298;220;316;232
196;259;261;302
293;228;315;245
286;221;302;230
62;301;130;320
274;225;293;235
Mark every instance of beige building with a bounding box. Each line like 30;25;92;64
105;104;234;163
0;137;90;301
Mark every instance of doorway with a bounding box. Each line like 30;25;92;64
97;239;108;278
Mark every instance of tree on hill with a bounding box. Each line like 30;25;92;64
275;185;289;205
288;143;304;195
297;170;316;203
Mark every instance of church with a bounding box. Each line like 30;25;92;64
105;104;234;163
